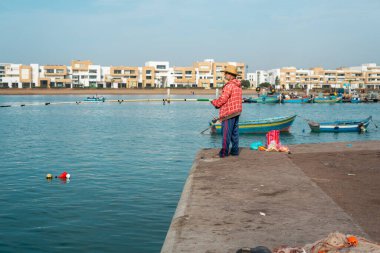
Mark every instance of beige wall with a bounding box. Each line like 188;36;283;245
71;60;92;71
280;67;297;86
44;65;67;76
19;65;32;83
110;66;139;88
142;66;155;87
173;67;196;84
279;66;379;89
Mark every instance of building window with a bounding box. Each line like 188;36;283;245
89;70;97;73
185;71;192;75
114;70;122;74
157;65;166;70
46;69;54;73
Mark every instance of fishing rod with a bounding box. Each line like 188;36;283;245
200;112;220;134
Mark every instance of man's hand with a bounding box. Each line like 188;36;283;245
211;100;219;109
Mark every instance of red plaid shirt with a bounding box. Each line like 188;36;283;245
211;79;242;120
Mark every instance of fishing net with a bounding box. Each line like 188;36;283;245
272;232;380;253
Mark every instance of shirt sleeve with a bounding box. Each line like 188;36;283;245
211;84;232;108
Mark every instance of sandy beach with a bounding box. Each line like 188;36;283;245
0;88;256;96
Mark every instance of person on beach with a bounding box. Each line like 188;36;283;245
211;65;242;158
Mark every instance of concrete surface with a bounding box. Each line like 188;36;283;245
161;141;380;253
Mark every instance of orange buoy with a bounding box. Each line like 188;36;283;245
347;236;358;247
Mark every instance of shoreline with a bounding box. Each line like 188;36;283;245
0;88;256;96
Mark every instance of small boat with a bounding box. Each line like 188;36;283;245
246;96;279;104
308;116;372;133
313;96;342;103
351;97;361;103
84;96;105;102
210;115;296;134
282;97;311;103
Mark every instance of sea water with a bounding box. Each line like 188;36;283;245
0;95;379;252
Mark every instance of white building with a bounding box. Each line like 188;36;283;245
145;61;170;88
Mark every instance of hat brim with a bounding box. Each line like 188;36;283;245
222;70;238;76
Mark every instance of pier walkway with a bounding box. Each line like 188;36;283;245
162;141;380;253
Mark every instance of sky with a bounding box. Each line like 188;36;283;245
1;0;380;72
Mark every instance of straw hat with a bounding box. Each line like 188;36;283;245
221;65;238;76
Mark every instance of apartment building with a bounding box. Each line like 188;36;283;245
0;59;246;89
141;66;155;88
277;64;380;90
145;61;170;88
171;67;196;88
40;65;69;88
3;60;378;90
194;59;214;89
108;66;139;88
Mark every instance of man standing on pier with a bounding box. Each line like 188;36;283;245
211;65;242;158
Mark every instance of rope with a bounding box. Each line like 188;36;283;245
370;117;378;128
296;115;313;122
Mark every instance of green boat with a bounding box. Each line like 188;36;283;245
210;115;296;134
312;96;342;103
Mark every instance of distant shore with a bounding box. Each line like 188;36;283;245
0;88;256;96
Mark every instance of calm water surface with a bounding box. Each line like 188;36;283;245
1;95;379;252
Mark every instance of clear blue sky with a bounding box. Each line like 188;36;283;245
1;0;379;71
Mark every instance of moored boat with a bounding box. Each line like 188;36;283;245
282;97;311;103
84;96;105;102
210;115;296;134
308;116;372;133
246;96;279;104
313;96;342;103
351;97;361;103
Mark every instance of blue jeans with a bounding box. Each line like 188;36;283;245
219;115;240;157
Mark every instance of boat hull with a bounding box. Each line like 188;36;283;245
313;97;342;103
211;115;296;134
84;97;105;102
246;96;279;104
308;116;372;132
282;98;311;103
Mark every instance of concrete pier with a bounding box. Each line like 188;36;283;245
162;141;380;253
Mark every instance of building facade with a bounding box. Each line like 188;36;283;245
2;61;380;90
247;63;380;90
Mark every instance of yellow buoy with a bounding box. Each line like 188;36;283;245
46;173;53;179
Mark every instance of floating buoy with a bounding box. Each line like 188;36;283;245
56;171;70;179
46;173;53;179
